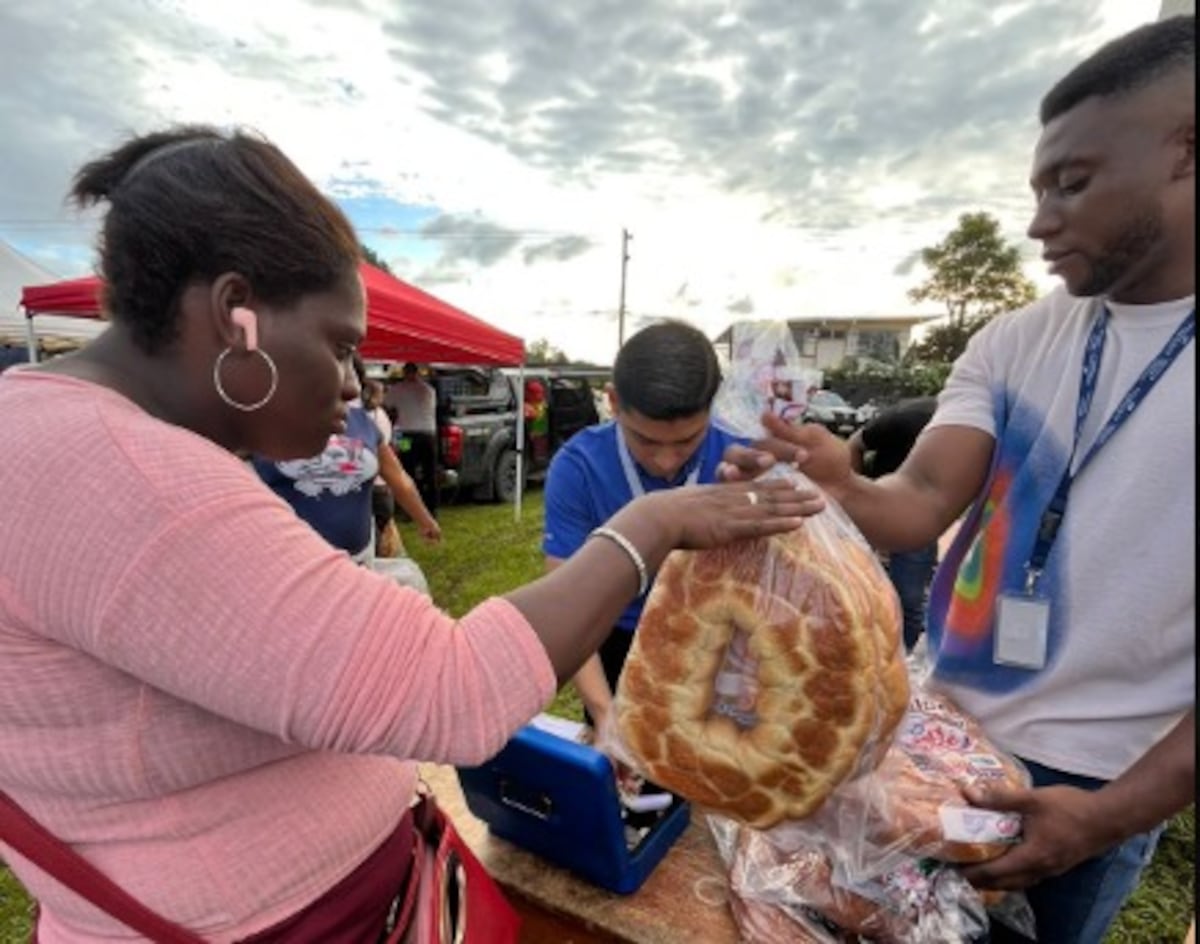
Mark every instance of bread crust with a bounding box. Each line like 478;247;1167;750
615;528;908;828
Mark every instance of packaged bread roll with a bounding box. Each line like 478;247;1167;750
847;690;1027;863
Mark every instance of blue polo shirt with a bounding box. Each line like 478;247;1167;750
542;420;744;631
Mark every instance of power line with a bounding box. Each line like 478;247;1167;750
0;218;616;241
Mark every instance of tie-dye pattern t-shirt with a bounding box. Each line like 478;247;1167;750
924;288;1195;780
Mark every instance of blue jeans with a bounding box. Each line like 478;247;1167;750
886;543;938;650
987;759;1164;943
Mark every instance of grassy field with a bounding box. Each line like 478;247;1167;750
1;490;1192;941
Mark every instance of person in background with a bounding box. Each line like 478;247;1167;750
524;376;550;464
363;376;419;556
252;356;440;562
0;124;828;942
731;18;1194;942
593;384;613;422
847;395;939;650
543;320;744;734
385;361;439;517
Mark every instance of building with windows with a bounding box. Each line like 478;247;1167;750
713;314;940;373
1159;0;1192;17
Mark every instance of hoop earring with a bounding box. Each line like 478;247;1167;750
213;347;278;412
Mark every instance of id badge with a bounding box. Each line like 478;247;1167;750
994;593;1049;669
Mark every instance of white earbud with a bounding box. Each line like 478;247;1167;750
230;307;259;352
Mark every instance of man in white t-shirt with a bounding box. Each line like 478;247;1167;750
384;362;439;516
732;17;1194;943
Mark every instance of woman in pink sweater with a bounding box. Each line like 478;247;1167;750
0;126;823;942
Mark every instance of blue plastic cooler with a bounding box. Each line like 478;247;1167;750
456;719;690;894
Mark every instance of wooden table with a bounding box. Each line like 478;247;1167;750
421;764;741;943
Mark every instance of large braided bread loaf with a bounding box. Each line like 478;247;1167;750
614;526;908;828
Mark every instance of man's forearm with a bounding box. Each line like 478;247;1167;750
835;473;955;552
830;425;994;553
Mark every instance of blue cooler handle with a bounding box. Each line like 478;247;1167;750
498;778;553;821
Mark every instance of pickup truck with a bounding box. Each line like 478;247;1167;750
431;366;603;502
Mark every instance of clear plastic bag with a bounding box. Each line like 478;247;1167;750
708;679;1039;942
371;555;430;596
603;320;909;828
710;319;826;438
830;687;1029;865
712;814;993;943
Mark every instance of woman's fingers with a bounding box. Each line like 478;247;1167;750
723;478;826;528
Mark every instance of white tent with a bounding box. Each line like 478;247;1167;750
0;239;107;352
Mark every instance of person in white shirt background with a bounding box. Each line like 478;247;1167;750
385;361;440;518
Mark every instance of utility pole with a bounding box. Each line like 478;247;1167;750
617;228;632;348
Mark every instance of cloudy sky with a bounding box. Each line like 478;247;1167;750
0;0;1161;363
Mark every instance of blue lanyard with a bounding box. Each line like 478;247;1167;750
1024;305;1195;592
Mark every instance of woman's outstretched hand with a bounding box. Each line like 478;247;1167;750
642;476;826;551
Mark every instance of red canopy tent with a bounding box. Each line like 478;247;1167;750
19;263;525;366
21;263;533;515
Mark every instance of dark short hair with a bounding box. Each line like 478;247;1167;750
1040;15;1195;125
613;320;721;420
70;125;361;354
402;362;418;373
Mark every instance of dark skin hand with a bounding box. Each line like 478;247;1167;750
960;710;1195;891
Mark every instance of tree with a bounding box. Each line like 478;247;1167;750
904;319;989;366
360;243;392;274
908;212;1037;327
526;337;569;365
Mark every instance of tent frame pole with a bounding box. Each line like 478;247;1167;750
514;363;525;522
24;311;38;364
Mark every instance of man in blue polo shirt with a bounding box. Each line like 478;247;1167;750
543;320;742;733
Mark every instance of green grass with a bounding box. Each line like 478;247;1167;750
1;490;1191;941
0;869;34;944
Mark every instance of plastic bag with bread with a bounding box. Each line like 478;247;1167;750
610;514;909;828
837;688;1029;864
711;814;994;944
605;321;909;828
707;677;1039;943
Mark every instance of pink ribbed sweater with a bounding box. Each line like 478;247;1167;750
0;371;556;942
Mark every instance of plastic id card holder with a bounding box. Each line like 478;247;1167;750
994;593;1049;670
